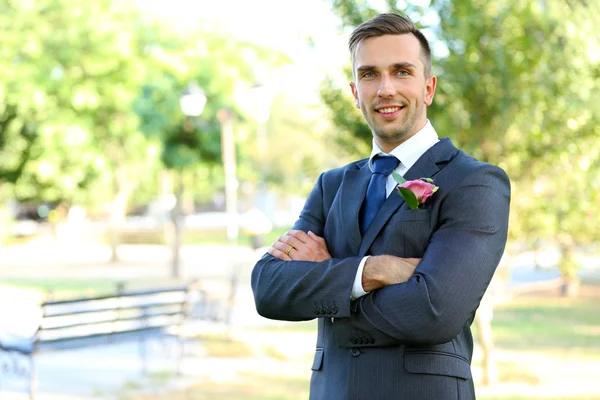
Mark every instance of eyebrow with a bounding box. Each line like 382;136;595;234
356;62;417;73
356;65;377;73
391;62;417;70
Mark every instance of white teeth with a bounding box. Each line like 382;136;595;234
378;107;400;113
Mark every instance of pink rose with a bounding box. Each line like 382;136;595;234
399;180;437;204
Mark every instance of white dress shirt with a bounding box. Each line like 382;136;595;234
350;120;440;300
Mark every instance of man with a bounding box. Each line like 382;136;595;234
251;13;510;400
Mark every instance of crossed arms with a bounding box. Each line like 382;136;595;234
251;164;510;346
268;230;420;293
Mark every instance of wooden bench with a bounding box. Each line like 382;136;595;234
0;283;203;399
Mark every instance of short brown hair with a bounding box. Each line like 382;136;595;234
349;13;432;78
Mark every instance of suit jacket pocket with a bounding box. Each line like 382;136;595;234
311;348;324;371
404;351;471;380
395;209;429;221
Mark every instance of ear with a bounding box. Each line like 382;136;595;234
424;76;437;106
349;82;360;109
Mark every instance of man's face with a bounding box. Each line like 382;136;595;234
350;34;436;153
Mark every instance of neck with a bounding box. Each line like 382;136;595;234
375;119;428;153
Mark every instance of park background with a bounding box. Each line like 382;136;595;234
1;0;600;399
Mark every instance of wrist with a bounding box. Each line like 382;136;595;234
362;256;385;292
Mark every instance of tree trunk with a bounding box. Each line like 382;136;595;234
561;275;581;297
558;238;580;297
0;184;10;247
109;171;131;263
475;300;498;386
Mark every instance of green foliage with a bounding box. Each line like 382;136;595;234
398;187;419;209
0;0;159;206
320;70;372;159
392;171;406;184
0;0;289;213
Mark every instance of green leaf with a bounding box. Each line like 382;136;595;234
398;187;419;210
392;171;406;184
422;178;434;183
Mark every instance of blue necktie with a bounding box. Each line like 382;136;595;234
360;155;400;235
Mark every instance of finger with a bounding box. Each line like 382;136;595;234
288;230;310;244
268;245;292;261
274;240;298;259
280;234;306;252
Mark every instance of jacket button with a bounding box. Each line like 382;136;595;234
368;338;375;344
351;348;361;358
325;306;332;313
332;306;338;314
350;337;357;344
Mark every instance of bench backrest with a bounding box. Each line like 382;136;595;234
35;285;196;351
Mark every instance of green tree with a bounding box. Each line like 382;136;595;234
134;26;288;276
0;0;161;255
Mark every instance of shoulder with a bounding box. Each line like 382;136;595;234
319;158;368;184
443;150;510;199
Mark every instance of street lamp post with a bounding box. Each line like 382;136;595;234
216;107;240;330
247;84;274;244
216;108;238;246
171;83;206;279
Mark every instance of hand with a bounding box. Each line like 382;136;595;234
361;255;421;292
267;230;332;262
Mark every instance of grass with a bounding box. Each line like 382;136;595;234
200;335;254;358
1;278;122;297
491;295;600;354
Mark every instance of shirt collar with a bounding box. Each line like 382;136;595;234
368;120;439;172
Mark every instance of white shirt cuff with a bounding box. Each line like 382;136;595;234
350;256;370;300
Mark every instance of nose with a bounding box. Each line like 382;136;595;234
377;75;395;98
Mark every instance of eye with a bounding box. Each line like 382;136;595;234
362;71;375;78
396;70;409;76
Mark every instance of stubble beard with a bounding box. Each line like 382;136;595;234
364;100;425;147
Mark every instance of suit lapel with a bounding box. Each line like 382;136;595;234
358;138;458;256
339;162;371;254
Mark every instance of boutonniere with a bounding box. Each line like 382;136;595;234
392;172;439;210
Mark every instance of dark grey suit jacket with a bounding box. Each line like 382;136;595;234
251;138;510;400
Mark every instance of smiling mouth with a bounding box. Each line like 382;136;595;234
375;106;405;116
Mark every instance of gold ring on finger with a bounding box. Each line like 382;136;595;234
285;245;293;256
